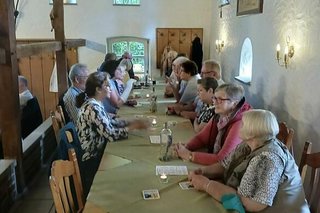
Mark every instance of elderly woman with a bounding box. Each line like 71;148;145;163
175;83;252;165
164;56;189;98
102;65;137;114
76;72;148;197
188;110;309;212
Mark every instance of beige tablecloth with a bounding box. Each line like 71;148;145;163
83;88;228;213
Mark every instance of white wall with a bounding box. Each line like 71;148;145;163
210;0;320;159
15;0;213;73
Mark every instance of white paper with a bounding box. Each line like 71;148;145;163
156;165;188;176
149;135;160;144
49;61;58;93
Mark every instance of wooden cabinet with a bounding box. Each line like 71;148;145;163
156;28;203;68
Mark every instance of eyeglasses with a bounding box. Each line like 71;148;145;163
201;71;214;75
213;96;231;104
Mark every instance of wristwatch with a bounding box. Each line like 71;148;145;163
188;152;193;162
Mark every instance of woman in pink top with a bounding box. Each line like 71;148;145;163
175;83;252;165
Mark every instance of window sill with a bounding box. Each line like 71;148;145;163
234;76;251;85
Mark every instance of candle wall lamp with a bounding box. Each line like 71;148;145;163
276;36;295;69
215;40;224;53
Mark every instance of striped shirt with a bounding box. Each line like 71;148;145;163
63;86;82;123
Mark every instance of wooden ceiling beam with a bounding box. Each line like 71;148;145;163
65;39;86;49
16;41;62;58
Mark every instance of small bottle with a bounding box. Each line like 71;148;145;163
150;95;157;113
145;73;149;87
159;122;172;161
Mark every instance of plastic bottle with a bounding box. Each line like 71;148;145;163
159;122;172;161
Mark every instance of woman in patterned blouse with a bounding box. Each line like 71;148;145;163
75;72;149;197
188;110;309;212
193;77;218;133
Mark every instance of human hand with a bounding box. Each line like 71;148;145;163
175;143;191;161
128;119;150;130
188;173;210;191
167;105;175;115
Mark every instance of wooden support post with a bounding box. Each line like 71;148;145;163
0;48;5;64
52;0;68;97
0;0;25;190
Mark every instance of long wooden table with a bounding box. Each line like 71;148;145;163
83;86;227;213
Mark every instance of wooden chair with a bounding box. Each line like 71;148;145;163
50;148;84;213
51;105;66;145
277;122;294;155
299;141;320;213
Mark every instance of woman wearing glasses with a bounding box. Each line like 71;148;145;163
175;83;252;165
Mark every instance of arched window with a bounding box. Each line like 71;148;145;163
107;36;149;79
235;37;253;84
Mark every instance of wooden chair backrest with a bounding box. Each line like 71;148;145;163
299;141;320;213
51;105;66;145
277;122;294;155
49;148;84;213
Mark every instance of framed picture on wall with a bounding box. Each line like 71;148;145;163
49;0;77;5
237;0;263;16
218;0;230;8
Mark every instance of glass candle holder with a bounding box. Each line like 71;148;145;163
159;173;168;183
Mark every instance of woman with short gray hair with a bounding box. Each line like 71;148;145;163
189;109;309;212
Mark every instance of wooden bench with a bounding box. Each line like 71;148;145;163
22;117;57;185
0;159;17;210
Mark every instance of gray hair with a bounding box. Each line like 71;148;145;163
119;58;132;71
215;83;244;101
202;59;221;76
69;63;88;82
18;75;28;87
172;56;189;66
240;109;279;142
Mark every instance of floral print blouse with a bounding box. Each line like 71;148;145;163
77;98;128;161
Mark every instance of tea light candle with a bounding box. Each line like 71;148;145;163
146;93;150;98
160;173;168;183
152;118;157;126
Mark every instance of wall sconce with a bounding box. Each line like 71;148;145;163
215;40;224;53
276;36;295;69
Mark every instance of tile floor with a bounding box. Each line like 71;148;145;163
8;166;55;213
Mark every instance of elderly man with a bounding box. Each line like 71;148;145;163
63;63;89;123
200;59;225;86
18;75;33;109
117;51;138;80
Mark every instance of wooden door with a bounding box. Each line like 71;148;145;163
191;29;203;43
168;29;179;54
156;28;203;69
156;29;168;68
179;29;192;57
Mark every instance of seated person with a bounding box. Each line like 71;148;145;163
175;83;252;165
167;60;201;113
164;56;189;98
102;66;136;114
18;75;33;109
174;59;225;119
200;59;225;86
193;78;218;133
75;72;149;197
99;52;117;72
188;109;309;212
63;63;89;123
117;51;139;80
